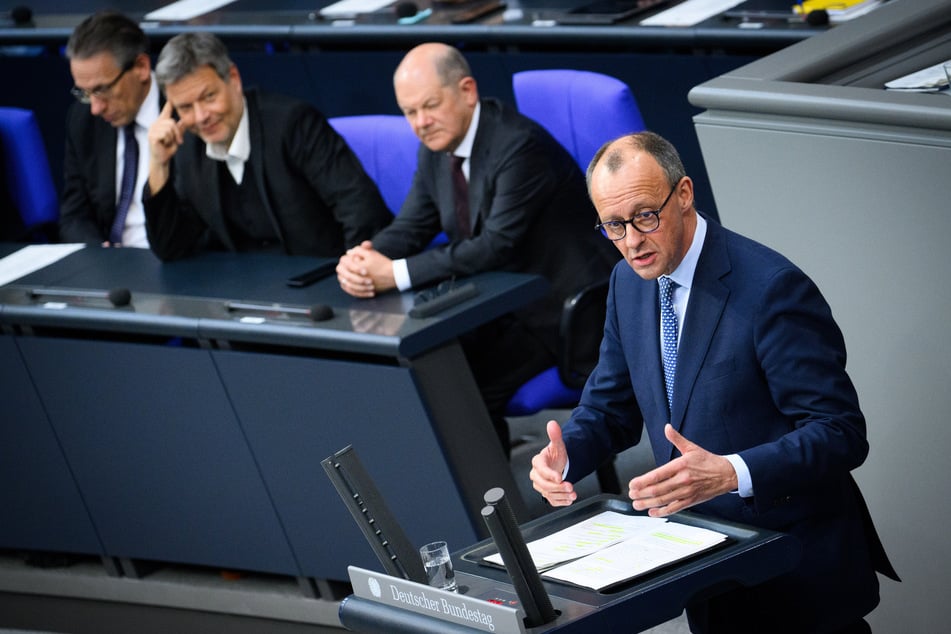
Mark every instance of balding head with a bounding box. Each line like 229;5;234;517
393;43;478;154
587;132;696;280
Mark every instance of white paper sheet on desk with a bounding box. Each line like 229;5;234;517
319;0;395;18
145;0;239;21
541;520;728;590
484;511;667;572
885;59;951;92
640;0;743;27
0;244;84;287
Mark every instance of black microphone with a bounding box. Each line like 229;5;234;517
482;487;557;628
395;1;418;19
225;301;334;322
2;5;33;27
805;9;829;26
29;287;132;307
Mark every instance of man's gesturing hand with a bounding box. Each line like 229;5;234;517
628;424;738;517
530;420;577;507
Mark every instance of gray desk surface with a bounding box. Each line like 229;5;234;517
0;245;548;358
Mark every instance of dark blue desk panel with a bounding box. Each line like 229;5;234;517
215;350;475;581
16;336;301;575
1;246;546;582
0;336;103;556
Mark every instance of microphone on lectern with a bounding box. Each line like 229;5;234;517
482;487;557;628
29;287;133;307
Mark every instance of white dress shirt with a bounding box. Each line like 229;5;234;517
114;74;160;248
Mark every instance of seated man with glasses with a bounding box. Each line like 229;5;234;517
60;11;158;247
336;43;618;455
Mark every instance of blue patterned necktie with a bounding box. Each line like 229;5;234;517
658;275;679;411
109;123;138;245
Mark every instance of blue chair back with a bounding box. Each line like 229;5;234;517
512;69;646;171
329;114;420;216
0;107;58;240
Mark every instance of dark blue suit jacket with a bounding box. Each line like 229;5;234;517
562;218;897;632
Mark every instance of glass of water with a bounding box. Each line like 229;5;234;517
419;540;457;592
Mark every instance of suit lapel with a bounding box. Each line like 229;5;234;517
467;105;493;236
96;122;118;219
668;222;731;447
619;268;669;426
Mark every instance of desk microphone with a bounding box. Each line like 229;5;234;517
226;301;334;322
29;287;132;307
395;1;418;19
1;5;32;27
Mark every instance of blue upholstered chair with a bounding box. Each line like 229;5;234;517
512;69;646;171
330;114;447;247
0;107;58;241
506;70;645;492
328;114;420;216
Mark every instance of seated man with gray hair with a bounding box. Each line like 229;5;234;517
145;32;391;261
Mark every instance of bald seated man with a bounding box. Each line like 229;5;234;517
337;43;618;455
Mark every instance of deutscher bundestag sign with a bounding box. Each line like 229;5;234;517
348;566;524;633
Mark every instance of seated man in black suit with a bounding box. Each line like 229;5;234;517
145;32;392;261
336;43;619;454
60;11;158;248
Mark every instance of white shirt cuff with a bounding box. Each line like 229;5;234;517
724;453;753;498
393;258;411;291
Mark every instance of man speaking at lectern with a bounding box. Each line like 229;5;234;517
530;132;898;633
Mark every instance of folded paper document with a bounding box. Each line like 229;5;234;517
485;511;728;591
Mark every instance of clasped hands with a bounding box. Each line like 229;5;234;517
336;240;396;298
530;421;738;517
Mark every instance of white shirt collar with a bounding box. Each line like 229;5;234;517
668;213;707;291
134;73;160;131
452;101;480;162
205;97;250;184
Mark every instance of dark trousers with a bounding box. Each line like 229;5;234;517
460;314;555;456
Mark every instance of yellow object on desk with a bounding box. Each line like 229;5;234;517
793;0;867;14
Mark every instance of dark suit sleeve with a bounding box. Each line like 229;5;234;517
142;162;211;261
371;149;451;259
562;264;647;482
59;107;107;244
381;128;558;290
738;265;869;510
283;105;392;248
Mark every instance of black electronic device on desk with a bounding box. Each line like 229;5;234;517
337;483;802;633
409;280;479;318
556;0;668;25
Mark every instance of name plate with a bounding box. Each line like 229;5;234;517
348;566;524;633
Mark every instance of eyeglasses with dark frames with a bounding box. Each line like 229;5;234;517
70;60;134;104
594;182;678;241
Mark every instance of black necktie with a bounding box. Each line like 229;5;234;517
110;123;138;245
450;154;470;239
